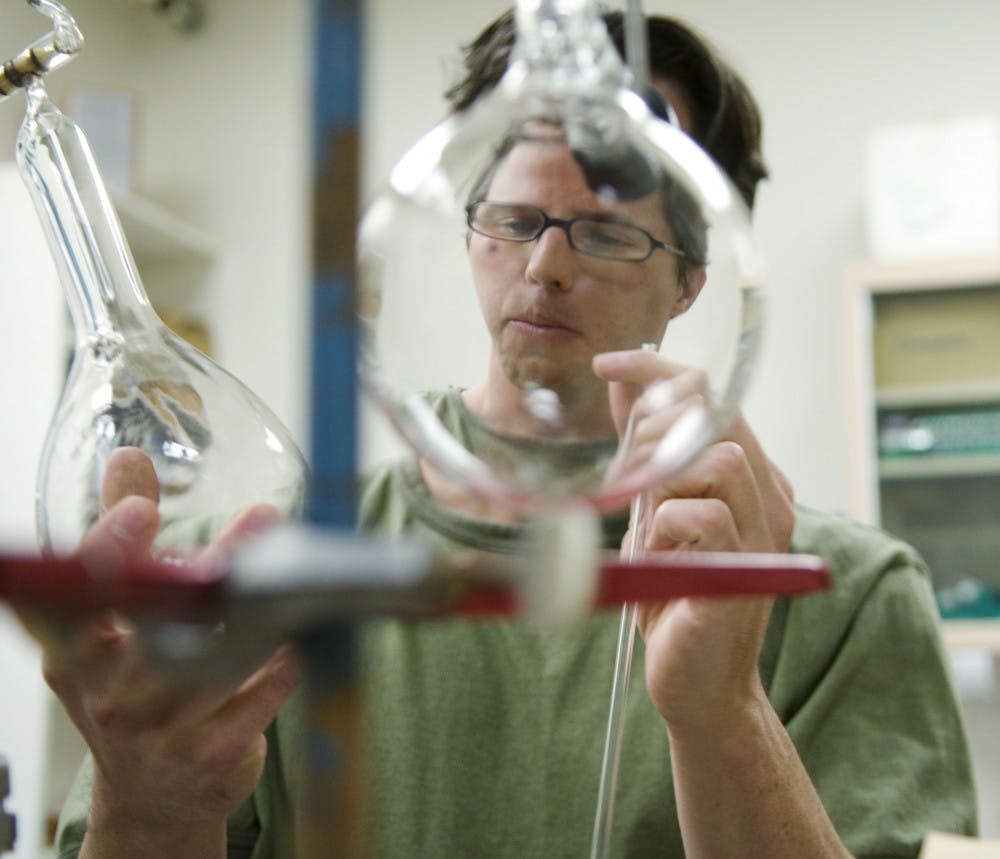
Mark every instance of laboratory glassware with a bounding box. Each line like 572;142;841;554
358;0;764;516
6;1;308;554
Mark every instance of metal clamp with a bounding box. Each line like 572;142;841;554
0;0;82;100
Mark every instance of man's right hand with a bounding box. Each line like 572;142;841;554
39;448;302;858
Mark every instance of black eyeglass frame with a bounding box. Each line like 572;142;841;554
465;200;686;263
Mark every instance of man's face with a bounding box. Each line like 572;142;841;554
467;134;695;405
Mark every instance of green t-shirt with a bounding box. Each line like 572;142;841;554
56;390;977;858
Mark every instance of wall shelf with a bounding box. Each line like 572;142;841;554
941;619;1000;654
879;453;1000;480
877;381;1000;409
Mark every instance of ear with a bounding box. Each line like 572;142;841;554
669;265;707;319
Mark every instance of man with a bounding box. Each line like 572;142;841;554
52;10;976;858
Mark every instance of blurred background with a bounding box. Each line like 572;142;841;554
2;0;1000;855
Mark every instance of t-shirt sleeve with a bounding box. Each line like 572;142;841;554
53;752;91;859
779;518;977;857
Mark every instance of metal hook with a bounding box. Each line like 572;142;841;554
0;0;83;100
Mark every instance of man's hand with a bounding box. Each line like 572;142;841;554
593;349;794;729
595;350;852;859
39;448;302;858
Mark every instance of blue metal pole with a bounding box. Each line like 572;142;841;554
309;0;359;529
300;0;363;855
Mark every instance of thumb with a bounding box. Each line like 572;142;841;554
101;447;160;512
78;495;160;574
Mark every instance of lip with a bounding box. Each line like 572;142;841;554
506;314;578;339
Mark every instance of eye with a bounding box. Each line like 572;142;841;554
576;221;645;251
493;214;536;236
473;204;542;240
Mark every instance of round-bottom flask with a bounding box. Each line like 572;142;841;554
359;0;763;515
18;78;307;554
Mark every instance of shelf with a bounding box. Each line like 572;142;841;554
879;453;1000;480
110;189;216;266
877;381;1000;409
940;619;1000;654
845;253;1000;294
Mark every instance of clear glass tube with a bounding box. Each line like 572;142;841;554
590;513;645;859
16;75;307;554
590;340;655;859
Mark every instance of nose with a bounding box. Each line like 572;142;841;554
524;224;575;291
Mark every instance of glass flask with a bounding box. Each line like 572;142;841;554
17;76;308;554
358;0;764;516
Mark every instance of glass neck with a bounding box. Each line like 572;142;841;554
16;77;154;345
510;0;625;97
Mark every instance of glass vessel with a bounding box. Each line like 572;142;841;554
359;0;763;515
17;75;308;554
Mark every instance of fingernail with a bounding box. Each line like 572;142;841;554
271;646;304;687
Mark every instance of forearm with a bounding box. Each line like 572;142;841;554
668;683;852;859
79;780;227;859
79;818;226;859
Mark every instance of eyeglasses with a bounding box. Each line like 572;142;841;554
465;201;685;263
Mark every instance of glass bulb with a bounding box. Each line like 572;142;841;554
359;0;764;516
18;78;308;554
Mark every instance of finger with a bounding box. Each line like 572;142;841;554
101;447;160;511
646;497;740;551
722;414;796;547
195;504;284;575
168;643;299;728
594;350;710;440
224;645;302;724
593;349;704;389
213;504;283;555
604;391;707;486
594;349;675;437
183;646;303;770
76;495;160;574
628;392;705;454
650;441;772;550
723;414;777;490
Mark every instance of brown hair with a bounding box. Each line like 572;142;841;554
444;9;767;211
